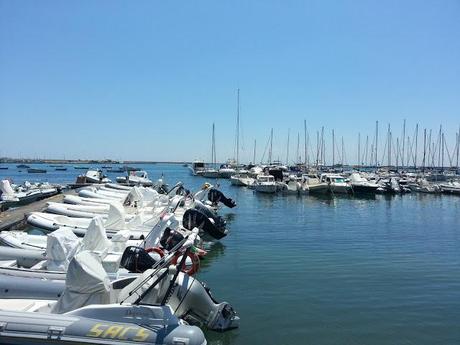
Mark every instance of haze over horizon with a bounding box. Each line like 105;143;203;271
1;1;459;165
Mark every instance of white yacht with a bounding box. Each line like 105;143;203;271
320;173;351;194
254;175;277;194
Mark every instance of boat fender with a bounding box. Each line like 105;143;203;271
172;251;200;276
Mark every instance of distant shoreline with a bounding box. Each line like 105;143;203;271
0;158;190;165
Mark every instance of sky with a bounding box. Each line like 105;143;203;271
0;0;459;164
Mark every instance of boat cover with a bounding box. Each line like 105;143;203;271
46;228;80;271
0;179;15;196
104;203;126;230
81;217;111;254
52;251;111;314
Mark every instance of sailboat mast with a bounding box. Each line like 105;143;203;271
388;124;391;167
441;132;445;170
236;88;240;167
320;126;324;167
253;139;256;164
286;128;290;165
414;123;418;168
364;135;369;166
358;133;361;168
332;129;335;167
341;136;344;166
422;128;426;172
304;120;307;167
269;128;273;165
375;121;379;167
457;125;460;170
402;119;406;168
316;131;319;167
296;133;300;164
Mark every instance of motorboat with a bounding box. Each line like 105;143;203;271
201;168;220;178
27;168;47;173
26;203;151;239
0;232;239;333
116;170;153;187
320;174;351;194
301;174;328;194
281;176;302;195
218;162;237;179
0;180;59;208
349;173;379;194
0;251;208;345
189;160;206;176
254;175;277;194
0;179;42;205
408;178;441;193
84;169;111;184
230;173;255;187
440;181;460;195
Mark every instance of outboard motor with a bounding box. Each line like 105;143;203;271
183;208;227;240
207;188;237;208
170;276;240;331
159;228;185;251
120;246;157;273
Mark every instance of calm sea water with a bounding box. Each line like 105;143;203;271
1;163;460;344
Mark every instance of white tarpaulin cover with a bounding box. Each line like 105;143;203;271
124;186;145;207
110;230;130;253
46;228;80;271
138;187;159;204
103;203;126;231
0;180;16;196
52;251;111;314
81;217;111;254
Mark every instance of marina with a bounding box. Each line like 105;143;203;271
0;163;459;344
1;1;459;343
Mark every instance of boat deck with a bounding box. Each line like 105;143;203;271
0;191;75;231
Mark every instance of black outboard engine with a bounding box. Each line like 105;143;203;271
183;208;227;240
208;188;237;208
175;185;190;197
120;246;157;273
159;228;185;251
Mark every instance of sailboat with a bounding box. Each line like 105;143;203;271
201;123;220;178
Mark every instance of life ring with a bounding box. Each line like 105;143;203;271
172;251;200;275
145;247;165;257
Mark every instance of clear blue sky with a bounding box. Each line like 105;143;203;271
1;0;459;164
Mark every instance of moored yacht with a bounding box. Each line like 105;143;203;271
254;175;277;194
320;173;351;194
349;173;379;194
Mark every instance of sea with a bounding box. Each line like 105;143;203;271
1;163;459;345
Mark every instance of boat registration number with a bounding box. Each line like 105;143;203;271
86;323;150;341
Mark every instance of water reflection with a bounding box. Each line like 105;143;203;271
200;241;226;270
204;329;239;345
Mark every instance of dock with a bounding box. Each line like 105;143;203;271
0;191;75;231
